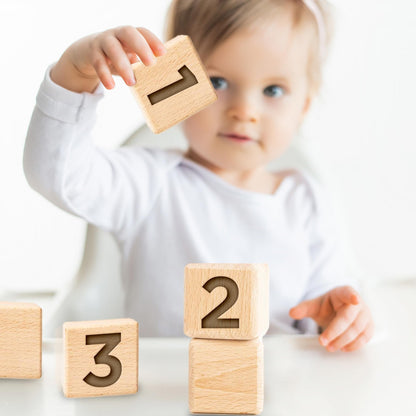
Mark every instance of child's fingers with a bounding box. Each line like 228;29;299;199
114;26;159;67
127;52;139;64
341;323;374;352
136;27;167;57
91;50;115;89
101;36;136;86
289;298;321;320
324;308;368;352
319;303;360;347
331;286;360;307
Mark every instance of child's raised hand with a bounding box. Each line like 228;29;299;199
51;26;167;93
289;286;374;352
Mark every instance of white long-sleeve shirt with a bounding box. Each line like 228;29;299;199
24;67;357;336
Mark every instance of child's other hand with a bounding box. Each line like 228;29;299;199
289;286;374;353
51;26;167;92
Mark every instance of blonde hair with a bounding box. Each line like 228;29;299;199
164;0;333;93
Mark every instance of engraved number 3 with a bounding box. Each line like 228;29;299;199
83;333;122;388
201;276;240;329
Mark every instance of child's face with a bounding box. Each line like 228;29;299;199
182;10;315;174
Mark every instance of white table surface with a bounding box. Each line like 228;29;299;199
0;282;415;415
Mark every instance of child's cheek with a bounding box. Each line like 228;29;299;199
182;106;217;144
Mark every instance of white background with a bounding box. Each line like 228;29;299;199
0;0;415;292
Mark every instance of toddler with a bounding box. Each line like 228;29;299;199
24;0;374;352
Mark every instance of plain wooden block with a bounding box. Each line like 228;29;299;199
0;302;42;379
189;338;264;415
184;264;269;340
130;35;217;133
63;318;138;398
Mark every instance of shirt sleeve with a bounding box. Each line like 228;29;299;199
295;173;361;334
23;64;169;242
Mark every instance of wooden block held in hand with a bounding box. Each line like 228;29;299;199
189;338;264;415
130;35;217;133
0;302;42;379
184;263;269;340
63;318;138;398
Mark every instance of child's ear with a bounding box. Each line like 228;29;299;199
300;88;316;122
303;95;312;115
299;95;312;123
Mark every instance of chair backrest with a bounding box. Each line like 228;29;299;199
44;224;124;337
45;124;321;337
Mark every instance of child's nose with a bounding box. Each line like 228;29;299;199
225;95;259;123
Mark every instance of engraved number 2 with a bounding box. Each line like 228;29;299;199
201;276;240;328
83;333;122;388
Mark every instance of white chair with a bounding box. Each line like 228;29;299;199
44;123;330;338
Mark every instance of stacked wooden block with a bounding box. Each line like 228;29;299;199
184;264;269;415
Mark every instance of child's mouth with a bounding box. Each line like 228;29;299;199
220;133;254;143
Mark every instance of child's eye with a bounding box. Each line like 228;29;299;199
210;76;228;90
263;85;284;98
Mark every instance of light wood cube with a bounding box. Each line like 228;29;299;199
184;264;269;340
0;302;42;379
63;318;138;398
130;35;217;133
189;338;264;415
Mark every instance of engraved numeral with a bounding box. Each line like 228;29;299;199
147;65;198;105
201;276;240;328
83;333;122;388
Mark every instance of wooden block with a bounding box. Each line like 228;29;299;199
63;318;138;398
184;264;269;340
130;35;217;134
189;338;264;415
0;302;42;379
